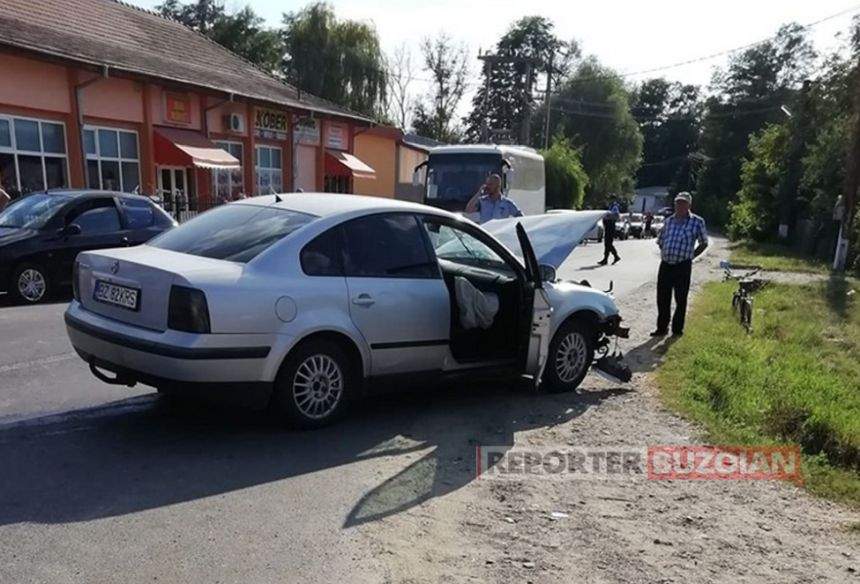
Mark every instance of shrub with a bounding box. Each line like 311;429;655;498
542;136;589;210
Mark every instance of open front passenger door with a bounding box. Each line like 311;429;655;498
515;223;552;386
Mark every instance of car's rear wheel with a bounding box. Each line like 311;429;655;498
272;339;355;429
12;263;50;304
543;318;595;393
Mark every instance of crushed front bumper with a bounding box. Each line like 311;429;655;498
594;314;632;382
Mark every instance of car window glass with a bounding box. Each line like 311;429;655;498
73;205;121;235
149;204;315;263
0;193;71;229
342;214;436;278
301;228;343;276
120;197;155;229
421;218;512;273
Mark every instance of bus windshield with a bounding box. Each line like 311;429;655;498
426;153;502;206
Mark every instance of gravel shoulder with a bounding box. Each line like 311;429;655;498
362;236;860;583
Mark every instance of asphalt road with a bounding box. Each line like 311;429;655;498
0;235;663;584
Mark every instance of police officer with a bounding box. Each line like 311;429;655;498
465;174;522;224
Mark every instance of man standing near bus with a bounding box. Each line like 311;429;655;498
465;174;522;224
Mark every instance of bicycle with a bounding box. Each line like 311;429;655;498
720;261;767;333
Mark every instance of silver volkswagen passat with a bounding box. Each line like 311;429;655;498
65;194;628;428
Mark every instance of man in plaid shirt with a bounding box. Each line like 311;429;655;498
652;192;709;337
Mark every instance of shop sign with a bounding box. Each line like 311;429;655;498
325;122;348;150
165;92;191;124
255;108;289;141
293;117;320;146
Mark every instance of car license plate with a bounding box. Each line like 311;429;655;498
94;280;140;311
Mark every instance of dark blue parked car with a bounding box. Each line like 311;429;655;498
0;190;175;303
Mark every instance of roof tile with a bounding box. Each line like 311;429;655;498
0;0;369;122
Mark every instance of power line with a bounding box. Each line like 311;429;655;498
567;3;860;84
550;102;783;122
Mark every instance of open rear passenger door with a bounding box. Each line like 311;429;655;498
515;223;552;387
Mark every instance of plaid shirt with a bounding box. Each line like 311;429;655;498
657;213;708;264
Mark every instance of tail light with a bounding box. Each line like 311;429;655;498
72;260;80;301
168;286;211;333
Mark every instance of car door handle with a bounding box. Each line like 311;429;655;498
351;293;375;307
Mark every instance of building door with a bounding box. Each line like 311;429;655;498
294;145;316;192
157;166;189;221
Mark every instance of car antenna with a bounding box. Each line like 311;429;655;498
274;194;282;203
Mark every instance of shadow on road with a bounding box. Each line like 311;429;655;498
0;379;627;529
0;290;72;309
623;335;679;375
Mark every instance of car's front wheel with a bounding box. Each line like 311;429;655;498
12;263;50;304
543;319;595;393
272;339;356;429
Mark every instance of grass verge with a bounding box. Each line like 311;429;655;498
729;240;831;274
656;278;859;506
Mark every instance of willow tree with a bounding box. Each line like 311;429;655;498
281;3;387;118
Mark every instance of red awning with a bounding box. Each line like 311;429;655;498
154;127;241;169
325;149;376;179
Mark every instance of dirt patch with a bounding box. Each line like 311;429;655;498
361;237;860;583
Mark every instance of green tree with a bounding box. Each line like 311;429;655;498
542;136;588;209
158;0;223;33
411;35;469;142
210;7;282;73
728;123;790;241
541;57;642;207
157;1;282;72
695;23;817;225
631;78;701;192
463;16;576;144
281;2;387;117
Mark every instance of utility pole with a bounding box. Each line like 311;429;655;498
477;53;540;145
543;53;553;149
521;61;534;145
479;51;492;143
777;80;812;240
834;53;860;271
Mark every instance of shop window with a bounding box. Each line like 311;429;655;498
0;119;11;148
213;141;244;203
324;175;350;194
255;145;283;195
0;116;68;197
84;127;140;193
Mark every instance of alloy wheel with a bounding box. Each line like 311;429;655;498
17;268;46;302
292;354;344;420
555;331;588;383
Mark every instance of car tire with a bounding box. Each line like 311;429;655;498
542;318;595;393
272;339;356;429
11;263;50;304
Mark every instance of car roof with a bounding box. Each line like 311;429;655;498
39;189;153;202
235;193;454;219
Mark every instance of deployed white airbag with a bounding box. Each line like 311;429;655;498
454;276;499;330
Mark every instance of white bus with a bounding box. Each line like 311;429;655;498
413;144;546;216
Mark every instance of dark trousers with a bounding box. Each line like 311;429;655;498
602;221;619;261
656;260;692;333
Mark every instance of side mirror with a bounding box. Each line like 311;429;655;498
60;223;82;237
503;166;515;192
539;263;557;283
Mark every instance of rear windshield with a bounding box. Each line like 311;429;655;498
149;204;315;263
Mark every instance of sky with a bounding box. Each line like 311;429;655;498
131;0;860;116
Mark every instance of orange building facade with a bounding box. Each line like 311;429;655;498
0;51;375;218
